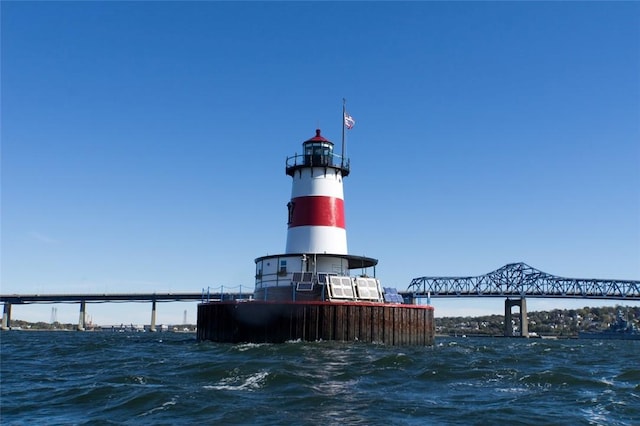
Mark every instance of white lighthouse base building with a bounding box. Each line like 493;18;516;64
254;253;383;302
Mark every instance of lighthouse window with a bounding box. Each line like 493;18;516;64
279;260;287;273
287;201;295;224
304;142;334;167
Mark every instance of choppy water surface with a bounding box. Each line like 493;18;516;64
1;332;639;425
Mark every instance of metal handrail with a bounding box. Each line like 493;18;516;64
285;153;350;171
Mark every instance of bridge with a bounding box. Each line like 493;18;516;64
3;263;638;337
0;288;251;331
407;262;640;336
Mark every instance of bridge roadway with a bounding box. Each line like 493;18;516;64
0;290;251;331
0;292;248;304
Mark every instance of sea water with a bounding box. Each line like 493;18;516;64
1;332;638;425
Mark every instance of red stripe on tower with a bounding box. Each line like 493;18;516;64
288;196;345;228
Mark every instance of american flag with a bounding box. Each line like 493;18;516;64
344;113;355;130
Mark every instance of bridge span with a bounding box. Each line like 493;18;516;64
0;289;251;331
407;262;640;336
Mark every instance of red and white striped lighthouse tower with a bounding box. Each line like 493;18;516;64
285;128;349;255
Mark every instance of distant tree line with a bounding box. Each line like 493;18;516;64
436;305;640;337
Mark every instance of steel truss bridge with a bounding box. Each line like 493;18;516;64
407;262;639;337
407;262;640;300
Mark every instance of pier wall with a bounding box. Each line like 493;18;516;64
197;301;435;345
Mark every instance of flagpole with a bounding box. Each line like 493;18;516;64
341;98;346;168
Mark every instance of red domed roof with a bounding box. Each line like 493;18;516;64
304;129;332;144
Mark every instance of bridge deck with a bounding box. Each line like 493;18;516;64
0;292;251;304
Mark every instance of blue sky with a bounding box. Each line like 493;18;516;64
2;2;639;325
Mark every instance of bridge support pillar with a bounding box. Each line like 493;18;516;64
78;301;86;331
150;300;157;332
505;298;528;337
2;303;12;330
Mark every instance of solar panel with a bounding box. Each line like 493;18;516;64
296;282;314;291
292;272;303;282
355;277;382;301
383;287;404;304
329;276;355;299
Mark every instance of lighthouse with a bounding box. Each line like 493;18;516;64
197;115;435;345
253;128;380;302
